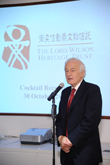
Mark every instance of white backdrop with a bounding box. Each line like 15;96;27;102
0;0;110;116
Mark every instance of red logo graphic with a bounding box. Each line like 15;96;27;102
2;25;30;70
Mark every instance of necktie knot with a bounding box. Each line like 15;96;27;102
71;88;76;94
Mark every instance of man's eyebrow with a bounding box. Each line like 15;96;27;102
65;67;75;70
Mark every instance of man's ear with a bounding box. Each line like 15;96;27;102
80;70;85;78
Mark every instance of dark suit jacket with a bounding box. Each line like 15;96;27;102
56;80;102;165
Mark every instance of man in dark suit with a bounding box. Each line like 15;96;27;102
56;58;102;165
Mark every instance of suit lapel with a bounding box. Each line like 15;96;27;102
68;80;86;113
63;87;71;118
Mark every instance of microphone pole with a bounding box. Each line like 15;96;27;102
51;97;56;165
47;83;64;165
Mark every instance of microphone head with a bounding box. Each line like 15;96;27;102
59;83;64;88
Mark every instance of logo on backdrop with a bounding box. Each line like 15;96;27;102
2;25;30;70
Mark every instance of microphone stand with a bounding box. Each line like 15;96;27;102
51;97;57;165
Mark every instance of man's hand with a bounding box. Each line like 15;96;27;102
58;135;73;153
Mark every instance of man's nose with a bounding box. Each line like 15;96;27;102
67;71;71;76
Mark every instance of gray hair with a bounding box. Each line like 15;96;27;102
64;58;86;78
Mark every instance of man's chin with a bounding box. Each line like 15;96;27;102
67;81;73;86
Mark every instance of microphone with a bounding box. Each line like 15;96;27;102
47;83;64;101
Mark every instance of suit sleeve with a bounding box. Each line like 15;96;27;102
68;85;102;148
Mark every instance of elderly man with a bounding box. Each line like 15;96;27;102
56;58;102;165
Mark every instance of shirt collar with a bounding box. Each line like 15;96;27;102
71;79;83;92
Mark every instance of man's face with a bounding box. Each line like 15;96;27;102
65;60;84;87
